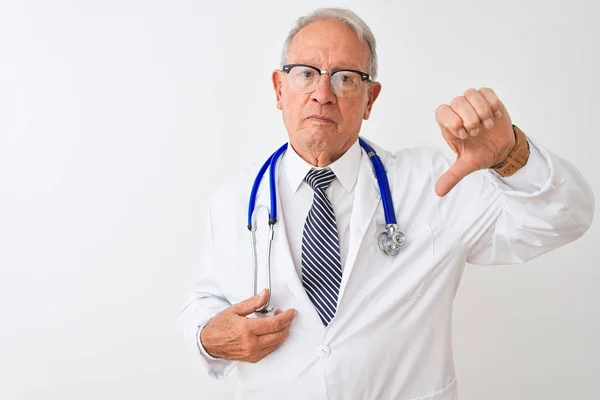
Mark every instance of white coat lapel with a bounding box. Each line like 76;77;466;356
336;148;383;303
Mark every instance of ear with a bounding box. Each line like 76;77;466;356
363;81;382;120
272;70;284;110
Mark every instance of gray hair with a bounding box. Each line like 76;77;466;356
280;8;378;80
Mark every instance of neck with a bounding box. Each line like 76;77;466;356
292;137;356;167
302;152;341;167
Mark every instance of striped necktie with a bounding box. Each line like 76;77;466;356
301;168;342;326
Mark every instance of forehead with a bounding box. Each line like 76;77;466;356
287;19;370;70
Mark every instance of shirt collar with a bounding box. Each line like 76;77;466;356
282;139;362;194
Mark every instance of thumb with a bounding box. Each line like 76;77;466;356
231;288;269;316
435;157;478;197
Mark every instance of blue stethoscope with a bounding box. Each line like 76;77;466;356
248;137;406;313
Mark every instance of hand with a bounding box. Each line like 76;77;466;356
199;289;297;363
434;88;516;197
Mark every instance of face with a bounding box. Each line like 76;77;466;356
272;19;382;162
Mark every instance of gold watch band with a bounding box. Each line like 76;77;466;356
492;125;530;177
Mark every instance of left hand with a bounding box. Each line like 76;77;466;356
434;87;516;197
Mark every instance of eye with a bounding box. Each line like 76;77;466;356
299;69;315;79
335;72;360;86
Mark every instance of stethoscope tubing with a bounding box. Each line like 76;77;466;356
268;143;288;224
247;143;288;228
358;138;396;225
249;138;397;229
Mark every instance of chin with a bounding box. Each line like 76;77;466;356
303;129;340;150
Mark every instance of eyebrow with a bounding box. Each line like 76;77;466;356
292;60;366;71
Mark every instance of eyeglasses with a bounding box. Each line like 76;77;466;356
282;64;371;98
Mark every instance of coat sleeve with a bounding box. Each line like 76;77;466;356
177;202;237;380
429;136;595;265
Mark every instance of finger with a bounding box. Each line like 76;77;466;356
450;96;481;137
435;158;479;197
256;341;284;362
231;288;270;316
248;308;297;335
478;87;504;119
256;326;290;348
435;104;467;139
464;88;495;130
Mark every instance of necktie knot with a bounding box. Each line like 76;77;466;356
305;168;336;191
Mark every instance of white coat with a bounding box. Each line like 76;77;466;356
178;137;594;400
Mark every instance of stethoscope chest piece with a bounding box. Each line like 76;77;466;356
378;224;407;256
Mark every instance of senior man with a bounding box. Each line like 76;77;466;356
178;7;594;400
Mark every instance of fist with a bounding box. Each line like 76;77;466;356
434;88;516;197
199;289;297;363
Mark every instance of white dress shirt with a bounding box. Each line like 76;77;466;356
279;139;362;277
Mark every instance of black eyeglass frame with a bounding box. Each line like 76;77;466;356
281;63;371;83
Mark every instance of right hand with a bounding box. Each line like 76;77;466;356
199;289;297;363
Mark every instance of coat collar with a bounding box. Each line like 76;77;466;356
282;139;362;194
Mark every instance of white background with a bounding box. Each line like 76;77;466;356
1;1;598;399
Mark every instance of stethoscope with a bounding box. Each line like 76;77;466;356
247;137;406;313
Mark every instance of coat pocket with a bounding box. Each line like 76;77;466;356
410;378;457;400
366;222;436;308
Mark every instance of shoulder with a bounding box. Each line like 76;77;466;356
205;160;263;213
361;137;451;178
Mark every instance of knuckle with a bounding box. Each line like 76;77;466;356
450;96;464;108
435;104;448;117
474;104;493;120
275;329;286;341
246;352;257;362
482;108;494;120
271;319;281;332
490;99;501;110
244;297;257;307
480;87;499;106
464;120;480;131
449;120;464;132
463;88;477;98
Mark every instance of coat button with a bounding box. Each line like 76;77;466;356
317;345;331;358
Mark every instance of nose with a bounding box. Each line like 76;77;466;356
310;74;337;105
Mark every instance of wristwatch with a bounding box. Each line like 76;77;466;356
492;125;530;177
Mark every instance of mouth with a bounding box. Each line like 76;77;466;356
306;115;335;123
